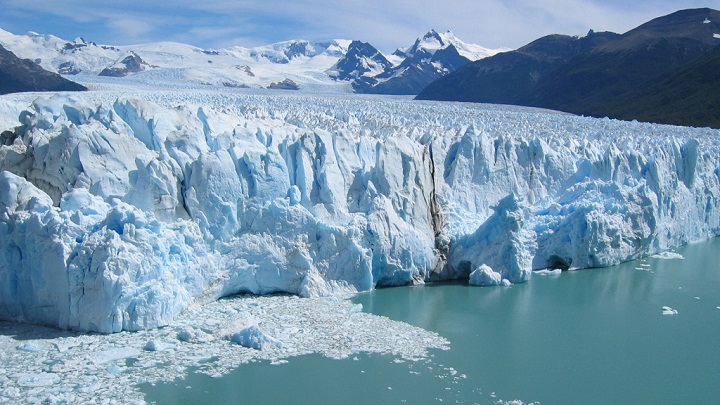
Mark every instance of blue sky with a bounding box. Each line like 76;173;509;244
0;1;715;51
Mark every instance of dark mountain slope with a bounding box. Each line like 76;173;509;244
526;8;720;115
416;8;720;128
0;44;87;94
416;31;618;103
599;44;720;128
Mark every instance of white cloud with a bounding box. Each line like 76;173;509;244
108;19;154;40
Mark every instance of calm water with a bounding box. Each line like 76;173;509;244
143;238;720;404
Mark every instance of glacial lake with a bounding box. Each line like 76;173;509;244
143;237;720;404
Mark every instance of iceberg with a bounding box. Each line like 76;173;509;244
0;91;719;333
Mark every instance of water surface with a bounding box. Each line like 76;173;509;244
144;238;720;404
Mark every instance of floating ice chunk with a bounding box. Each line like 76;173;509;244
15;342;43;352
144;339;176;352
217;314;282;350
651;252;685;260
534;269;562;276
177;327;214;343
107;365;123;375
90;347;141;364
469;264;503;286
15;373;60;387
226;324;283;350
662;306;679;315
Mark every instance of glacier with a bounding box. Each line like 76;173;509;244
0;90;719;333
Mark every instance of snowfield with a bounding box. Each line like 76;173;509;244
0;87;719;334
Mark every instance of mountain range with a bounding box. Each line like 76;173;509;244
2;8;720;128
329;30;505;94
0;28;502;95
416;8;720;128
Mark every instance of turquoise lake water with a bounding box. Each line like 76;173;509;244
143;238;720;404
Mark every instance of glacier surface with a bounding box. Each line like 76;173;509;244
1;89;719;332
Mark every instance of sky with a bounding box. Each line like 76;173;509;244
0;1;716;52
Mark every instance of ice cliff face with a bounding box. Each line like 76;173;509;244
1;92;719;332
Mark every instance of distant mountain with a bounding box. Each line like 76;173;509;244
99;52;155;77
417;8;720;128
0;28;353;90
394;29;499;62
333;30;507;95
267;78;300;90
328;40;392;81
0;44;86;95
599;43;720;128
416;31;619;103
0;26;503;95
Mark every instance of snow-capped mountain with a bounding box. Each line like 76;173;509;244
394;29;503;62
335;30;508;95
0;27;504;95
98;51;155;77
0;28;352;91
327;40;393;81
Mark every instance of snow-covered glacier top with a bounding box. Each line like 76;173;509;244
1;88;719;333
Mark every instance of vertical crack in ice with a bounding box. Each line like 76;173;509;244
427;142;447;275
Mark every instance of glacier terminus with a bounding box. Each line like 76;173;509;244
0;90;719;333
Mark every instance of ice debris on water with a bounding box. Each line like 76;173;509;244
651;252;685;260
217;315;283;350
0;294;449;403
662;306;679;315
533;269;562;276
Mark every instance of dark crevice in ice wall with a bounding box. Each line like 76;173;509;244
427;143;448;276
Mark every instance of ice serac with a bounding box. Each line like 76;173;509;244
451;194;534;285
1;93;719;333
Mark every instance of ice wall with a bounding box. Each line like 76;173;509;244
1;93;718;332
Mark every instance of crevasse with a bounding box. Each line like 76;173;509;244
1;93;718;332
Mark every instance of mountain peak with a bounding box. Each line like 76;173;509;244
421;29;444;43
396;30;506;62
329;40;391;80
